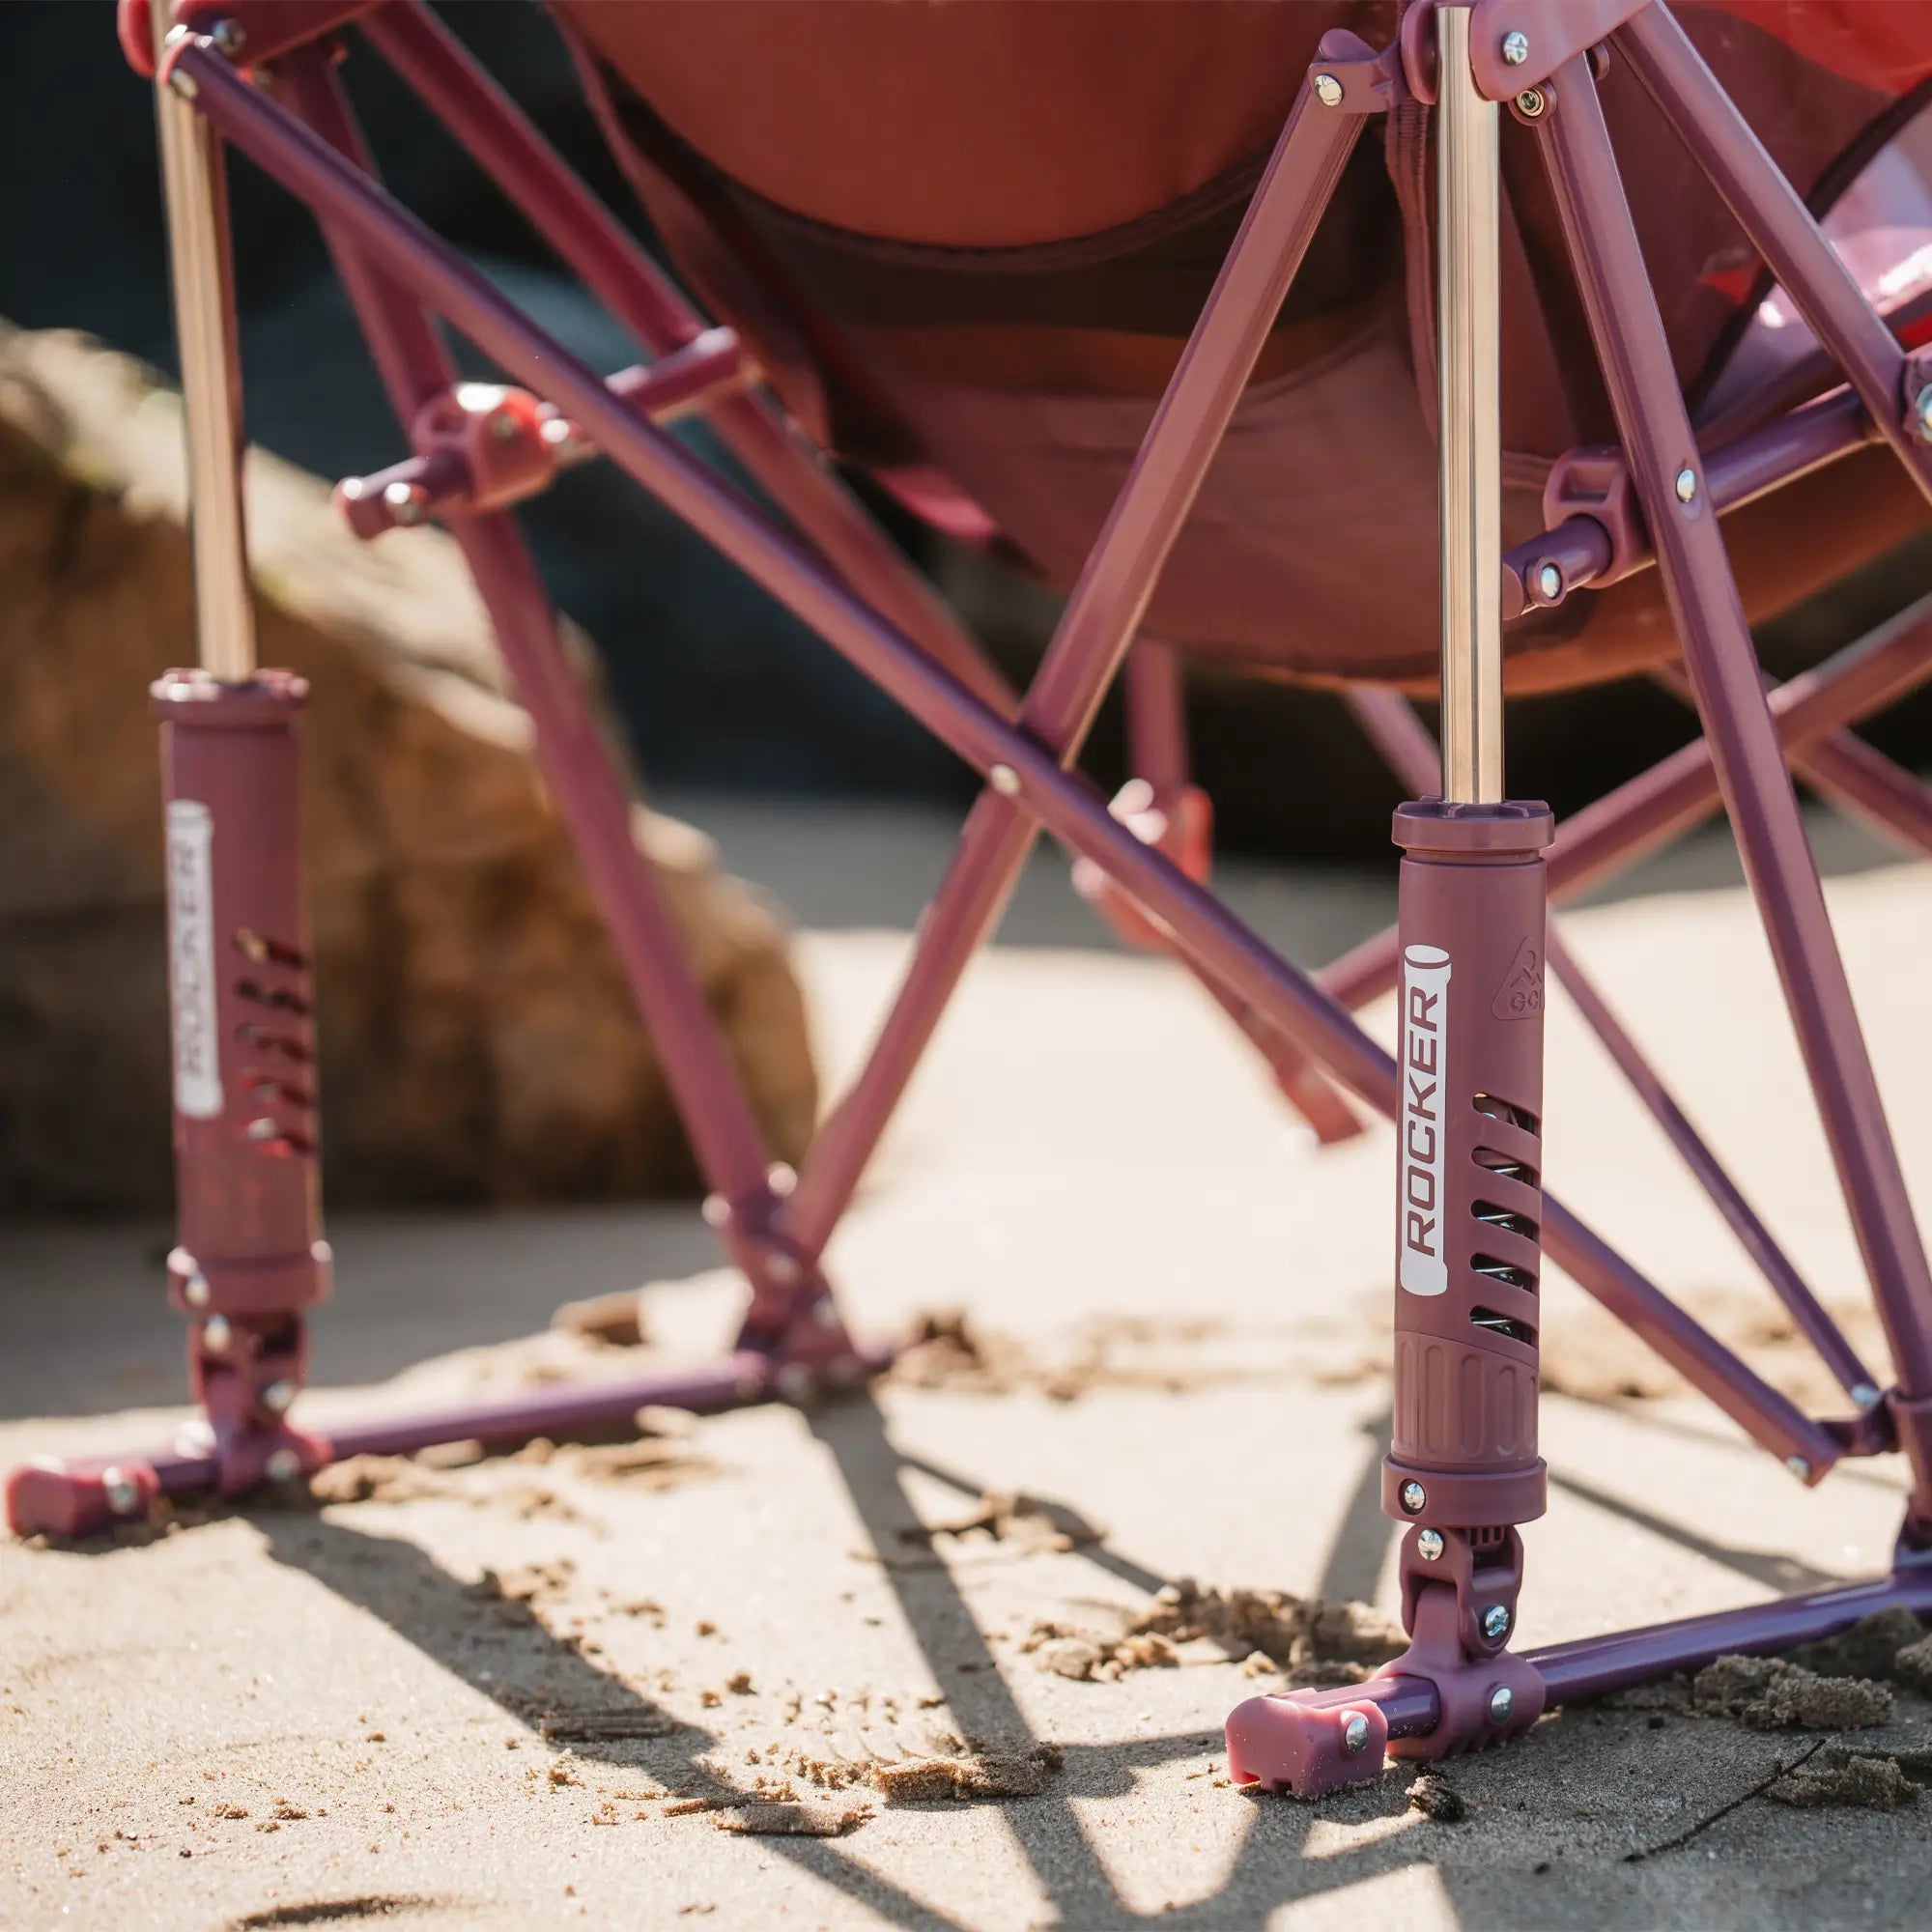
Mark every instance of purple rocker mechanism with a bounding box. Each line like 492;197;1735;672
13;0;1932;1798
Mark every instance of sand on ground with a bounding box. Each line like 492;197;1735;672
2;806;1929;1931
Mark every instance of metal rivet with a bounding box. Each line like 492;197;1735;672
1502;29;1530;66
1915;386;1932;442
1674;467;1698;504
1400;1480;1427;1514
266;1447;300;1484
1489;1685;1514;1724
540;416;577;448
384;480;426;525
245;1117;280;1142
260;1379;296;1416
988;764;1021;797
101;1465;141;1517
1482;1604;1512;1641
1786;1454;1812;1482
339;476;366;502
1313;73;1344;108
209;18;246;58
202;1315;233;1356
1515;88;1547;119
1535;561;1562;601
1340;1711;1371;1754
1416;1527;1446;1562
1851;1382;1883;1411
184;1270;212;1311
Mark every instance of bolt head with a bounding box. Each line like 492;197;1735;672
1502;29;1530;66
1851;1382;1883;1411
1416;1527;1446;1562
1482;1604;1512;1641
1399;1480;1427;1515
1515;88;1547;119
209;18;246;57
1915;386;1932;441
244;1116;280;1143
1786;1454;1812;1483
202;1315;234;1356
383;480;426;525
1489;1685;1515;1724
1674;466;1698;504
101;1466;141;1518
265;1447;300;1484
1313;73;1344;108
1340;1711;1371;1754
260;1379;296;1417
988;763;1021;798
540;416;579;449
1535;561;1562;601
184;1270;212;1311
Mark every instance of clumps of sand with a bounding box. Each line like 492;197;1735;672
869;1744;1063;1804
712;1801;871;1836
1692;1653;1893;1730
889;1490;1102;1566
1022;1577;1405;1685
552;1290;651;1349
1406;1773;1466;1822
1768;1748;1923;1811
890;1309;1246;1402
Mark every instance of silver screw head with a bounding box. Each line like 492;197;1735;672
1674;466;1698;504
988;763;1021;797
209;18;246;58
1786;1454;1813;1482
244;1116;280;1143
1535;561;1562;601
1502;29;1530;66
1851;1381;1883;1410
1399;1480;1427;1514
540;415;577;448
184;1270;212;1311
260;1379;296;1417
1482;1603;1512;1641
202;1314;234;1356
265;1447;300;1484
383;480;426;525
1313;73;1344;108
101;1465;141;1517
1489;1685;1515;1724
1340;1711;1371;1754
1416;1527;1446;1562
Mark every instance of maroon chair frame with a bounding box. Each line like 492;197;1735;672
14;0;1932;1795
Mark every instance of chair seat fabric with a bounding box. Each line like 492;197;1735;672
557;1;1932;688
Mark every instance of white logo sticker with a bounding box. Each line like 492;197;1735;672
1399;943;1451;1297
165;799;223;1121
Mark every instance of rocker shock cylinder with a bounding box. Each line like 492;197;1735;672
152;3;328;1480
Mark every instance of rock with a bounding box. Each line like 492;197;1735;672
0;325;815;1209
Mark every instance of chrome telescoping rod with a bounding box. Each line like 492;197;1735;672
1436;4;1503;803
153;7;257;681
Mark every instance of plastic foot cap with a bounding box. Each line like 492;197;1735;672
1226;1690;1391;1798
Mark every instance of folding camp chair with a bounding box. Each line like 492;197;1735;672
10;0;1932;1797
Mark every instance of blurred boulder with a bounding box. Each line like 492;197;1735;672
0;324;816;1211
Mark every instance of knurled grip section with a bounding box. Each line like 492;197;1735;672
152;671;330;1320
1384;801;1552;1530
